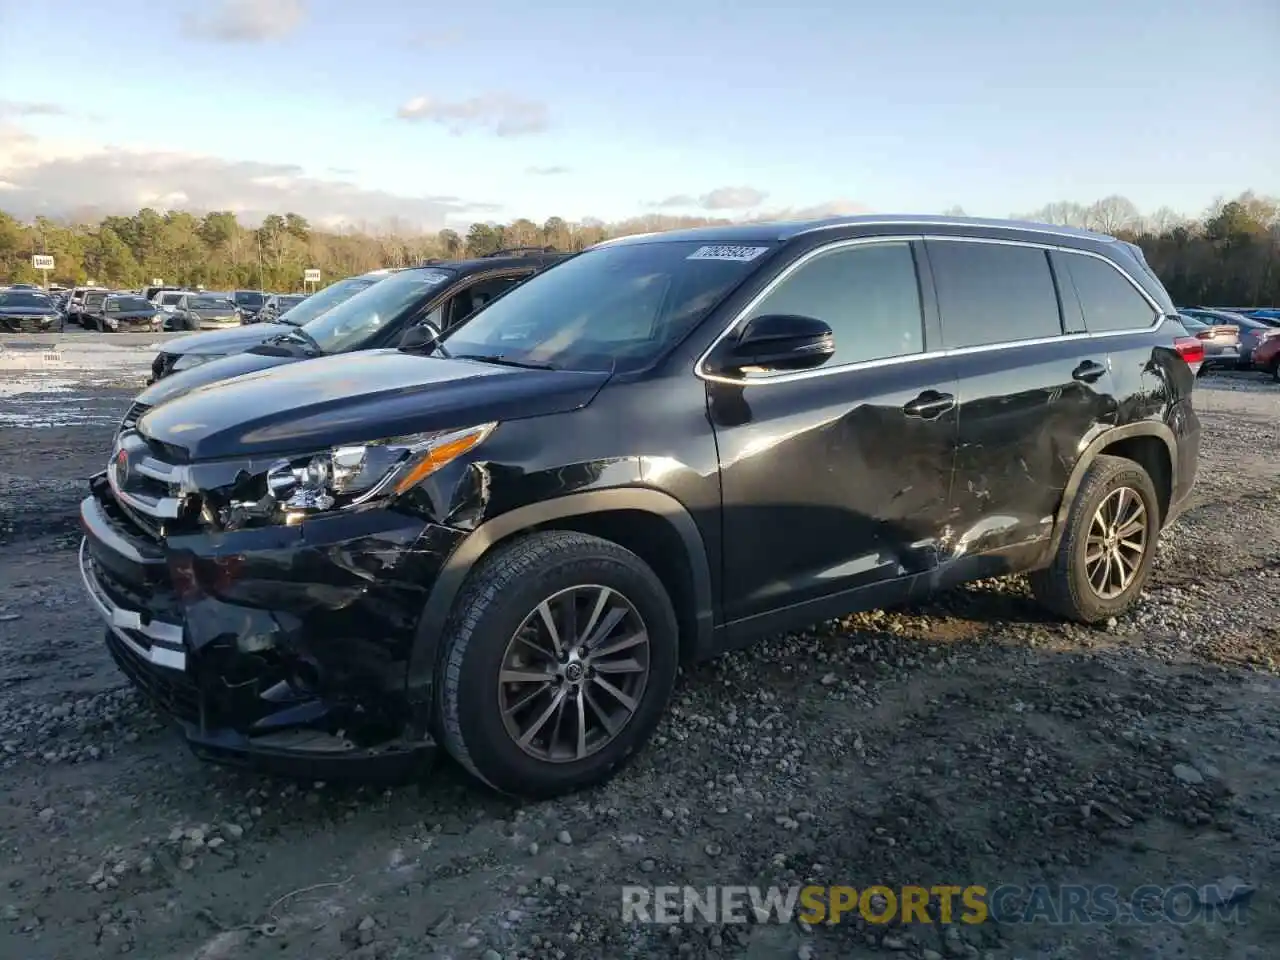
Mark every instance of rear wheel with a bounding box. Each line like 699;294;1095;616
437;531;678;798
1030;454;1160;624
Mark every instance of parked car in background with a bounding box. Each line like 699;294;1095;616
150;289;192;318
84;293;163;333
166;293;241;331
1244;308;1280;326
142;284;183;303
66;286;109;324
86;217;1203;796
1251;330;1280;381
253;293;308;324
1180;308;1280;368
229;289;267;323
78;289;111;327
0;288;63;332
131;250;565;420
1176;312;1241;372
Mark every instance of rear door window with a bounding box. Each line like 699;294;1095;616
1058;251;1159;334
926;240;1063;348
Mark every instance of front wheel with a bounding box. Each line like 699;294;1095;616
437;531;679;798
1030;454;1160;624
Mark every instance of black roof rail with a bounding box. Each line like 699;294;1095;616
483;246;558;258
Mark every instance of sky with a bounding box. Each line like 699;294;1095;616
0;0;1276;231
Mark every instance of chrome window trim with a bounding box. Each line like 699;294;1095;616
694;234;1164;387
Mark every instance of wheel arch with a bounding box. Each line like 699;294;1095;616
406;487;715;704
1046;421;1176;559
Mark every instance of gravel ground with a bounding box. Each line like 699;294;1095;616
1;368;1278;960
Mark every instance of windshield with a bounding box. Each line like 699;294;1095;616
84;292;107;306
0;292;54;309
190;296;235;311
106;296;153;312
277;275;382;326
440;240;771;372
160;292;184;305
300;268;454;352
233;291;265;306
278;295;306;309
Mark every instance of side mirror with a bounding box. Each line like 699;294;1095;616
727;314;835;373
398;324;438;351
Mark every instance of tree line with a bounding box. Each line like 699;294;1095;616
1;191;1276;306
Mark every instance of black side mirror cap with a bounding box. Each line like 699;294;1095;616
726;314;836;373
398;324;438;351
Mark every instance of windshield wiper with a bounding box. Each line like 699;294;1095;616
284;327;324;354
452;353;556;371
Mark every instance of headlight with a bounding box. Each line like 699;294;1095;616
262;422;497;519
171;353;219;372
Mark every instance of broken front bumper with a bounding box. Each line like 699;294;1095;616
78;477;463;780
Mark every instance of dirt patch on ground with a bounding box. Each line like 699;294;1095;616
1;371;1278;960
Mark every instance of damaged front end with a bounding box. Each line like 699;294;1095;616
77;426;487;780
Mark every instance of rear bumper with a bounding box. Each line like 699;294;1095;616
78;479;463;780
1201;347;1240;369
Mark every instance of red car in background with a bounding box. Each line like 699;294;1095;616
1252;332;1280;381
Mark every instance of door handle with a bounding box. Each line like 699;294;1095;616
1072;360;1107;383
902;390;956;419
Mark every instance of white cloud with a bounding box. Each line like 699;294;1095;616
647;186;769;211
396;94;550;137
0;125;499;230
526;165;570;176
0;101;70;119
758;198;872;220
181;0;307;43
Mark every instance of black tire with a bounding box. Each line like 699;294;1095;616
1271;361;1280;384
1029;454;1160;624
437;530;679;798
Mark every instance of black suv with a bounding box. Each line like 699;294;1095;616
79;216;1202;798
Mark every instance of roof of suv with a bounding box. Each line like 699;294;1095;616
598;215;1118;248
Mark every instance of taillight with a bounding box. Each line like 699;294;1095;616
1173;336;1205;369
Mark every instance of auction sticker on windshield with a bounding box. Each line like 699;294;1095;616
686;245;771;262
416;269;454;285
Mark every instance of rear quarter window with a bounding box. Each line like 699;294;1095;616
926;240;1063;349
1058;252;1159;334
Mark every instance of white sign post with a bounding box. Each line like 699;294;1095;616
303;268;321;293
32;254;54;288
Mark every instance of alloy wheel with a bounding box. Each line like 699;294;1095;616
1084;486;1148;599
497;584;651;763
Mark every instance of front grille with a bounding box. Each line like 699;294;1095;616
0;315;55;333
105;630;201;724
121;401;151;432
